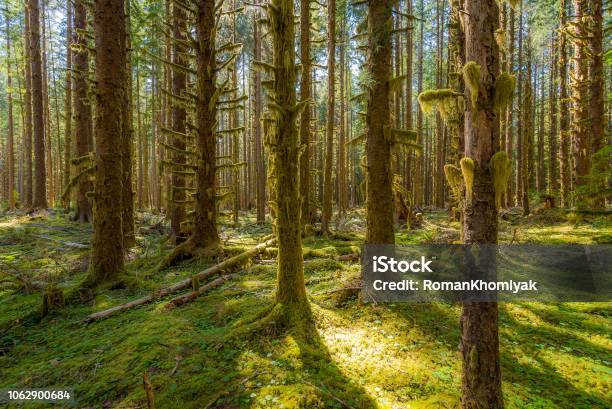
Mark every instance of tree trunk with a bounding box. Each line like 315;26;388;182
72;0;93;223
253;2;266;223
504;7;515;208
29;0;48;209
515;2;523;207
321;0;336;234
268;0;307;306
337;9;347;215
121;4;135;249
169;3;188;242
87;0;127;286
365;0;395;244
5;13;15;210
558;0;570;207
460;0;504;407
415;0;424;207
522;49;532;216
23;8;33;207
548;34;558;194
537;59;546;194
62;0;73;210
588;0;604;207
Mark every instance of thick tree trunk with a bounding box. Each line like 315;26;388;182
87;0;127;285
267;0;308;306
365;0;395;244
570;0;590;201
460;0;504;407
190;0;219;250
72;0;93;223
558;0;571;207
321;0;336;234
29;0;48;209
169;4;188;242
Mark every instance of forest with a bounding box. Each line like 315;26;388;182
0;0;610;407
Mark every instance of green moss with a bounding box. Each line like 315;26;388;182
417;89;463;124
444;164;463;202
460;157;475;203
462;61;481;110
493;72;516;113
490;151;512;210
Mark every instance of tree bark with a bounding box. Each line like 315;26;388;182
321;0;336;234
121;4;135;249
253;1;266;223
29;0;48;209
87;0;127;286
5;12;15;210
548;34;558;194
558;0;571;207
62;0;73;210
23;8;33;207
268;0;308;305
72;0;93;223
460;0;504;407
588;0;604;207
365;0;395;244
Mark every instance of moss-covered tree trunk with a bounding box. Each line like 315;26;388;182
415;0;424;207
522;54;532;216
299;0;313;228
29;0;48;209
537;61;546;194
5;13;15;210
321;0;336;234
558;0;570;207
460;0;504;407
72;0;93;223
588;0;604;208
268;0;307;306
253;2;266;224
515;2;523;208
169;3;188;242
121;4;135;249
62;0;73;211
23;9;33;208
504;7;515;208
365;0;394;244
548;35;558;195
87;0;127;286
184;0;220;254
338;10;348;215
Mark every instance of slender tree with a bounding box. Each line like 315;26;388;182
321;0;336;234
548;34;558;194
23;9;33;207
28;0;47;209
588;0;604;207
5;11;15;210
62;0;73;210
253;2;265;223
558;0;570;206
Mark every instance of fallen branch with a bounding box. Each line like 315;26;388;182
143;371;156;409
84;238;276;322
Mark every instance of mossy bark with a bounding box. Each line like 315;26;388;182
504;7;515;208
62;0;72;211
4;14;15;210
547;35;558;195
72;0;93;223
269;0;308;307
121;5;135;250
299;0;316;227
87;0;127;286
321;0;336;235
460;0;504;407
558;0;571;207
253;2;266;223
365;0;395;245
28;0;48;209
169;3;188;242
589;0;604;208
23;9;33;207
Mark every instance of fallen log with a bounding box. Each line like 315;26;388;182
164;274;236;310
84;238;276;322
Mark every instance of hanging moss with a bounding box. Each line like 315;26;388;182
493;72;516;113
495;29;506;53
490;151;512;211
417;89;463;124
462;61;481;110
460;157;475;203
504;0;520;9
444;164;463;201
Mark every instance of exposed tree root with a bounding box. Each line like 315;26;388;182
84;238;276;322
227;300;313;342
157;238;220;271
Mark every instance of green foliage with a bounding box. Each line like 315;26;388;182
493;72;516;113
490;151;512;210
462;61;481;110
444;164;463;202
460;157;475;203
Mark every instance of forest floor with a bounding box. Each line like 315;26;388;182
0;208;610;408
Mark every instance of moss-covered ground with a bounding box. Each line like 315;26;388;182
0;209;610;408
